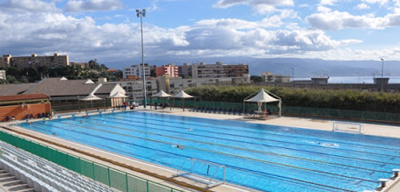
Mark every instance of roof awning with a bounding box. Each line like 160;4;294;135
244;88;279;103
173;90;193;98
80;93;103;101
152;90;172;98
110;91;128;98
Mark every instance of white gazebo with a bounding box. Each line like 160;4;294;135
80;93;104;112
173;90;194;111
243;88;282;117
152;90;172;109
152;90;172;98
110;91;128;109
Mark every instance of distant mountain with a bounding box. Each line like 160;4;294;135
107;57;399;77
222;57;398;77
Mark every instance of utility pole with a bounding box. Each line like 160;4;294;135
136;9;147;107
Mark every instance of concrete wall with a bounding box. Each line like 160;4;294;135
0;103;52;121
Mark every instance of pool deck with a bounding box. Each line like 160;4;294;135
1;107;400;192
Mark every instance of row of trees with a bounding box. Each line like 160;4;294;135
185;85;400;113
0;60;122;84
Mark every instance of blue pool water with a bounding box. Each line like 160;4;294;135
17;112;400;192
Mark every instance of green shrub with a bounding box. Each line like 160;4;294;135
185;86;400;113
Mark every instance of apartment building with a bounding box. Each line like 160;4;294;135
0;70;5;80
166;77;236;95
180;61;249;79
122;64;152;78
118;74;250;102
261;72;291;83
155;64;179;77
0;53;69;68
178;63;192;78
70;62;88;69
118;78;158;101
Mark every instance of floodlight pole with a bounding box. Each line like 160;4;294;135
291;67;294;85
137;9;147;108
380;58;384;92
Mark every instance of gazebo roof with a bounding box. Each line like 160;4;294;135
152;90;172;97
110;91;128;98
173;90;193;98
244;88;279;103
80;93;103;101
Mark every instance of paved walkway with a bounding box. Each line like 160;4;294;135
1;107;400;192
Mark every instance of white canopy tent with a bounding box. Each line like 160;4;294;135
111;91;128;98
173;90;194;111
110;91;128;109
152;90;172;109
152;90;172;97
80;93;103;101
243;88;282;117
80;93;104;112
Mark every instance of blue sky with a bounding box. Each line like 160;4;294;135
0;0;399;68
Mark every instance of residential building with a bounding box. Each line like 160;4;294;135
0;70;5;80
70;62;88;69
178;63;192;78
118;78;158;102
182;61;249;79
261;72;291;83
122;64;151;78
166;77;236;95
155;64;179;77
118;74;250;101
0;53;69;68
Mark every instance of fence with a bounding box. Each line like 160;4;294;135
174;100;400;123
52;100;109;113
0;130;185;192
51;99;400;124
281;106;400;123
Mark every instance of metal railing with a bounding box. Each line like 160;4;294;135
180;101;400;123
0;130;185;192
51;100;400;124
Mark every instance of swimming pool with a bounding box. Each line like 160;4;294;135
17;112;400;192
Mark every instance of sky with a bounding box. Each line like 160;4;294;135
0;0;399;69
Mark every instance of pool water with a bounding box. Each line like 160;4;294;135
18;112;400;192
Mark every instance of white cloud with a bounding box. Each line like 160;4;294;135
394;0;400;13
0;0;59;12
194;10;298;30
213;0;294;14
1;0;399;64
386;13;400;26
65;0;124;12
319;0;337;6
270;29;359;52
317;6;331;13
0;9;361;63
306;11;388;30
194;19;258;30
361;0;388;6
355;3;370;10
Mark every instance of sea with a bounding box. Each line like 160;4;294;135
295;76;400;84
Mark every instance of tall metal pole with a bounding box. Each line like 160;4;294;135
137;9;147;108
291;67;294;83
381;58;384;92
